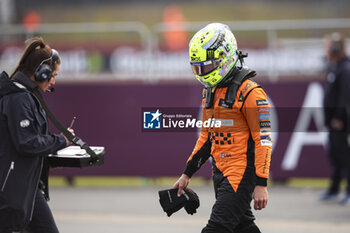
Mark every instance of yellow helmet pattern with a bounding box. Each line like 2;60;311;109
189;23;238;87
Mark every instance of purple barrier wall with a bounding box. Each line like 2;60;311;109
47;80;330;180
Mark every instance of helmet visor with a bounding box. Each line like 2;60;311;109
190;59;221;76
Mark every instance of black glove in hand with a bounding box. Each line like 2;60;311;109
158;187;200;217
184;187;200;215
158;188;188;217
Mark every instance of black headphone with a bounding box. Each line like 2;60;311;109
34;49;59;82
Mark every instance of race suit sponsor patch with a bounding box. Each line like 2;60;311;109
260;128;271;135
261;139;272;146
257;107;270;113
260;135;272;141
258;113;270;121
256;99;269;106
259;121;271;128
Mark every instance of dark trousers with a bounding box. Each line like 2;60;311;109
25;189;59;233
327;131;350;194
201;175;261;233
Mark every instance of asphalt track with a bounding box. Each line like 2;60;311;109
49;185;350;233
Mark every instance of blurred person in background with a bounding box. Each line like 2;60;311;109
0;37;73;233
321;32;350;205
173;23;272;233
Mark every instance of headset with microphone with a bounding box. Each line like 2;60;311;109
34;49;60;83
47;86;55;92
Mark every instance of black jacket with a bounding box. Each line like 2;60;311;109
323;57;350;129
0;71;66;230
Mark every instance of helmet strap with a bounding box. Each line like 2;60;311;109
204;87;216;109
224;67;256;107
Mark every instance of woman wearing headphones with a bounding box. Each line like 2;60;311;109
0;37;73;233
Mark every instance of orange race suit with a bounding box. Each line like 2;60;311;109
183;67;272;233
183;68;272;192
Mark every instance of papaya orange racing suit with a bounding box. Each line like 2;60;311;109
183;77;272;233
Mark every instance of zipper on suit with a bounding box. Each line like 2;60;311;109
209;114;215;142
1;161;15;192
29;157;44;221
